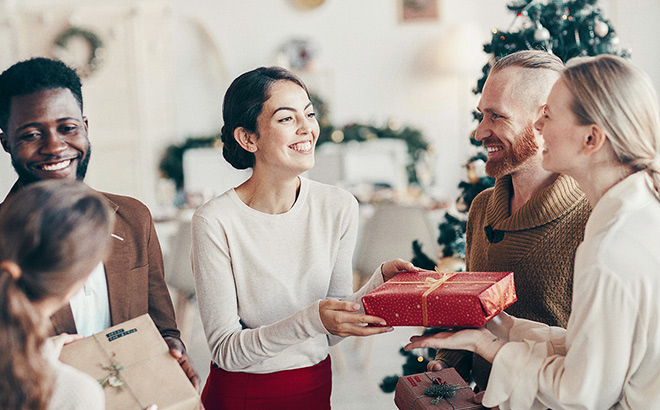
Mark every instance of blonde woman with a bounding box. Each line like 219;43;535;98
406;55;660;409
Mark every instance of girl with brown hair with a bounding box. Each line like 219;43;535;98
0;180;114;410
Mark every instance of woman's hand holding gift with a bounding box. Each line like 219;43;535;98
319;299;393;337
380;258;419;282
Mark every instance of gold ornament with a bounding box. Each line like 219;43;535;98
467;165;479;184
330;130;345;143
456;197;467;213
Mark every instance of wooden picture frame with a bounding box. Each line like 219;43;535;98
399;0;439;22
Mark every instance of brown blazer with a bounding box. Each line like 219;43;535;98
3;182;181;341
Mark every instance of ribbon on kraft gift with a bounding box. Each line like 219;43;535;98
91;331;162;410
388;269;506;327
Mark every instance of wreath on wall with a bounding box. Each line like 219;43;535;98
52;26;105;77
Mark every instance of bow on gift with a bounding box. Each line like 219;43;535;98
93;337;150;410
418;272;459;327
98;356;124;389
390;269;506;327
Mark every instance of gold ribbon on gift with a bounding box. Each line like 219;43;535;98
389;268;506;327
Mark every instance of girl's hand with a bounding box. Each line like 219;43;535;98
319;299;393;337
404;327;505;363
381;259;419;282
50;333;83;356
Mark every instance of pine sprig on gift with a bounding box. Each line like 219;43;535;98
425;380;464;409
425;382;457;402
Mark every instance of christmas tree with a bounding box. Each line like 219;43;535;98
383;0;629;393
475;0;630;95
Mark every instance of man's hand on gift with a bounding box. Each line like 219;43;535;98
380;258;419;282
320;299;394;337
164;336;201;392
404;327;505;363
426;359;449;372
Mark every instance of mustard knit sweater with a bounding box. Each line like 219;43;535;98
435;173;591;390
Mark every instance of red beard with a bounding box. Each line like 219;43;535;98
484;124;538;179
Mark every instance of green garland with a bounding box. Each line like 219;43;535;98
159;93;430;189
311;92;430;185
159;135;221;190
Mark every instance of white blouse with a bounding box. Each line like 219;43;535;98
44;339;105;410
483;171;660;410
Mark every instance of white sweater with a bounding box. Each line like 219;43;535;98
483;171;660;410
44;339;105;410
191;177;384;373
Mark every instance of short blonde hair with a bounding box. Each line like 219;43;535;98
491;49;564;74
490;50;564;113
563;54;660;199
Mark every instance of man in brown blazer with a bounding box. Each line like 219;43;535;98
0;57;199;389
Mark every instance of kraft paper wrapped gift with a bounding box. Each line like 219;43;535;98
59;314;200;410
362;270;516;327
394;368;485;410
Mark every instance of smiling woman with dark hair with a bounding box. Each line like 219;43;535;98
191;66;417;409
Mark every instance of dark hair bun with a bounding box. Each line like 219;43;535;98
221;125;254;170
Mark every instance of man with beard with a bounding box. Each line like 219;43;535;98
429;50;591;392
0;57;199;390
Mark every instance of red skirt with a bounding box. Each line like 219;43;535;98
201;356;332;410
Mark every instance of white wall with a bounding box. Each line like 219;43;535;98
171;0;512;200
607;0;660;96
0;0;176;208
1;0;659;203
171;0;660;201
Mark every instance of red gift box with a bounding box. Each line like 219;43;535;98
362;270;516;327
394;368;485;410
